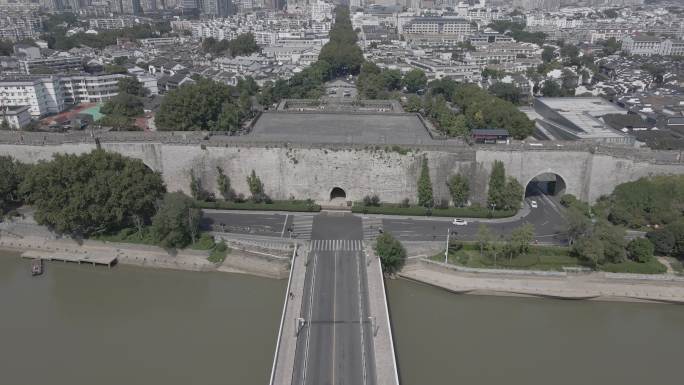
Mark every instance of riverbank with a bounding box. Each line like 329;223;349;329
400;258;684;304
0;233;291;279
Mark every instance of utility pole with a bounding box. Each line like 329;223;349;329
444;227;450;264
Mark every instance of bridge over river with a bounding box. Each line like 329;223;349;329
268;213;399;385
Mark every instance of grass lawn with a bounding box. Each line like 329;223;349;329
430;243;581;271
91;227;158;246
602;258;667;274
430;242;668;274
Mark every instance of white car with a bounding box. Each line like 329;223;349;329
452;218;468;226
530;200;538;208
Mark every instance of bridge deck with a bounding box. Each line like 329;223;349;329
270;213;399;385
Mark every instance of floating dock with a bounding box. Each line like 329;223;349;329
21;250;117;267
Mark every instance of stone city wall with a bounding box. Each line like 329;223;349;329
2;135;684;204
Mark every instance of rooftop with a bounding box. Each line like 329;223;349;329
248;111;432;145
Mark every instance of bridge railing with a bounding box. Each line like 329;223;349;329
268;243;298;385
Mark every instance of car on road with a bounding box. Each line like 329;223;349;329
452;218;468;226
530;200;538;208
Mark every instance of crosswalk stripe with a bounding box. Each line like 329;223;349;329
310;239;364;251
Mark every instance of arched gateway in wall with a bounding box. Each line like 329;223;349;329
525;172;567;198
330;187;347;201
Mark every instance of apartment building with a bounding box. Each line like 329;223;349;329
0;76;65;117
60;74;127;104
402;17;473;44
622;35;684;56
20;56;84;75
0;73;128;118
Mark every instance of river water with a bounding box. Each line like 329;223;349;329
0;251;284;385
2;250;683;385
386;278;684;385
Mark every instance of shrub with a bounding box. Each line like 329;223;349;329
375;232;407;274
627;238;655;263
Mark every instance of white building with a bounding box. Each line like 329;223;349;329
622;35;663;56
0;76;65;117
0;105;31;129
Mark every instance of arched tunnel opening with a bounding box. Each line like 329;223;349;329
525;173;567;198
330;187;347;201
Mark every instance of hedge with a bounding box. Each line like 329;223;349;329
195;199;321;212
351;203;516;218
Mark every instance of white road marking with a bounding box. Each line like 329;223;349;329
332;248;337;385
301;251;318;385
356;249;368;385
280;214;289;238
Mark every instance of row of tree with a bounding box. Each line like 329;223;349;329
415;158;520;211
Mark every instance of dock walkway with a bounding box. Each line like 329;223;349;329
21;250;117;267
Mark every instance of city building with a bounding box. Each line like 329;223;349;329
20;56;84;75
402;17;473;45
0;105;31;129
0;76;65;117
533;97;634;145
622;35;664;56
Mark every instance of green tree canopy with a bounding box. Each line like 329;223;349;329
375;232;407;274
447;174;469;207
151;192;201;249
417;157;434;208
156;78;249;131
101;92;144;117
488;82;523;105
627;238;654;263
117;77;148;97
0;156;25;214
402;69;427;93
20;150;166;236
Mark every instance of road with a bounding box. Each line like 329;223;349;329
291;213;376;385
201;193;568;245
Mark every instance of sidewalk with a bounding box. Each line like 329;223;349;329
402;259;684;304
271;243;308;385
203;202;533;224
365;244;401;385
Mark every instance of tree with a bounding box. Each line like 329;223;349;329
627;238;654;263
542;46;556;63
476;224;493;256
572;235;605;267
487;160;506;210
417;157;433;208
0;156;24;214
216;167;234;201
375;232;407;274
647;228;675;255
117;77;148;97
156;78;236;131
509;223;535;258
404;95;423;112
20;150;166;236
447;174;469;207
104;64;128;74
566;205;591;245
488;82;523;105
246;170;267;203
501;178;524;210
595;221;626;263
402;69;427;93
601;37;622;55
151;192;201;249
101;92;144;117
541;80;562;97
